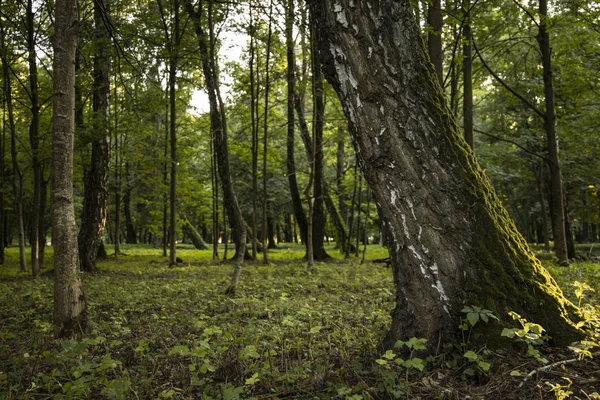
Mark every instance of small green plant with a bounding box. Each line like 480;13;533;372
546;377;573;400
459;306;499;350
569;281;599;360
374;338;428;398
501;312;549;364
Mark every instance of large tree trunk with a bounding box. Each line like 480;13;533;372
78;0;111;272
308;0;580;350
52;0;87;338
537;0;567;265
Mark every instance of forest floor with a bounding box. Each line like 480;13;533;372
0;243;598;399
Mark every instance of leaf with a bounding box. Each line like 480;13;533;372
382;349;396;360
480;313;489;323
407;337;427;350
478;361;490;371
467;312;479;327
169;345;190;356
309;325;322;334
245;373;260;385
510;370;523;376
410;357;426;371
501;328;516;338
463;350;478;361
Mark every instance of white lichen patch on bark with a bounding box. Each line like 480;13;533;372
334;2;349;28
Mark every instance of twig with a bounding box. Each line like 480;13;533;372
517;352;600;389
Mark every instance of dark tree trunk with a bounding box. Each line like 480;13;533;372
27;0;41;275
427;0;443;85
308;0;581;350
52;0;87;337
336;127;348;222
2;40;26;272
38;176;48;267
462;0;474;149
124;162;137;244
285;0;309;246
310;13;329;261
78;0;111;272
324;185;354;254
185;0;246;292
262;1;274;264
537;0;567;265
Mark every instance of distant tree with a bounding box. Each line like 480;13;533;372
78;0;111;272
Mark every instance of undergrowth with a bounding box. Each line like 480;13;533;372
0;243;598;399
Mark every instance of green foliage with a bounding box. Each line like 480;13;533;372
501;312;549;364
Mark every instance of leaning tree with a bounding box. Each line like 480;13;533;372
307;0;581;351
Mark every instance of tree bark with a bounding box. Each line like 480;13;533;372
182;217;208;250
310;17;330;261
308;0;580;350
286;0;309;246
27;0;41;275
324;185;354;254
124;162;137;244
1;34;27;272
184;0;247;292
78;0;111;272
537;0;567;265
462;0;474;149
52;0;87;337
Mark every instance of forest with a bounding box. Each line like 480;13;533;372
0;0;599;398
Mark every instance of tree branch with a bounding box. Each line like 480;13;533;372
473;39;545;120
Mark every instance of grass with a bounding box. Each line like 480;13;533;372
0;242;598;399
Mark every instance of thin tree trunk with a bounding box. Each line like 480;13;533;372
537;160;550;251
345;162;358;259
52;0;86;337
285;0;309;246
168;0;180;266
323;185;353;254
2;46;26;272
355;175;363;256
537;0;567;265
124;162;136;244
184;0;247;291
38;175;47;267
27;0;41;275
249;2;258;261
361;189;371;264
262;0;274;264
427;0;443;85
78;0;111;272
0;112;4;264
310;13;329;260
309;0;581;349
462;0;474;149
336;127;348;222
